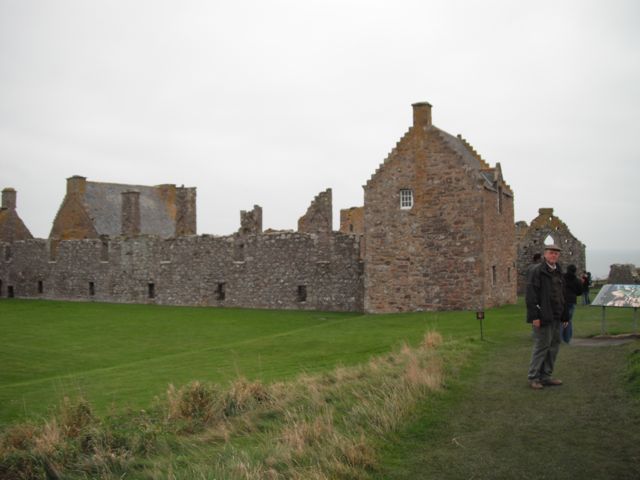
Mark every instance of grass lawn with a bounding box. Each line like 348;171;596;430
0;299;473;426
1;295;639;479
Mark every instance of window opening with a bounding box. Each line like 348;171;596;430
400;189;413;209
544;234;555;246
492;266;497;286
37;281;43;294
0;279;3;297
8;285;14;298
148;283;155;299
216;282;226;301
100;236;109;262
89;282;95;296
297;285;307;302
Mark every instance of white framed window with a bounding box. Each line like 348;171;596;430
400;189;413;209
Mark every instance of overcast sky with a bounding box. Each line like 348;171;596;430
1;0;639;277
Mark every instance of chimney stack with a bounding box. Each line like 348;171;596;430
121;191;141;236
412;102;432;128
66;175;87;196
1;188;17;210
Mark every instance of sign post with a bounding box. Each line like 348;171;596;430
476;311;485;340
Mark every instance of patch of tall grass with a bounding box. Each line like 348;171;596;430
0;331;459;479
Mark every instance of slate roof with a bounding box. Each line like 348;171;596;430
83;181;176;238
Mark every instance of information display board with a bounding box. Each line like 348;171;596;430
591;284;640;334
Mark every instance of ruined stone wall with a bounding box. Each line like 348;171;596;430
516;208;586;294
363;126;486;313
0;232;364;311
339;207;364;235
608;264;638;284
298;189;332;234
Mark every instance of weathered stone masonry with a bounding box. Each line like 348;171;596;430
1;102;528;312
362;102;516;313
0;232;363;311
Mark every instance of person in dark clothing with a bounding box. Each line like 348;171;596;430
581;271;592;305
562;264;583;343
526;244;568;390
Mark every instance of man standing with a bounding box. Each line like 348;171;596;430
526;244;568;390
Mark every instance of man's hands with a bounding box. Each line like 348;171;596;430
532;319;541;328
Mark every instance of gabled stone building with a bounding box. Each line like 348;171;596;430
359;102;516;312
50;175;196;241
516;208;585;294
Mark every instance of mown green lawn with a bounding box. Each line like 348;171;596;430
1;299;476;426
1;295;639;479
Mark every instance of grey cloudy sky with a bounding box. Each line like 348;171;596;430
1;0;639;277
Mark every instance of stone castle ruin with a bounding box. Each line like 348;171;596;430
1;102;584;313
515;208;586;294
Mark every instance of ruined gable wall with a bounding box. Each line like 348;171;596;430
364;126;485;313
516;208;586;294
0;233;363;311
298;189;332;234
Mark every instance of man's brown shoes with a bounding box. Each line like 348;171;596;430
542;378;563;386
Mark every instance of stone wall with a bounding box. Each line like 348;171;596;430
298;189;332;234
608;264;637;284
516;208;586;294
481;180;517;308
0;232;364;311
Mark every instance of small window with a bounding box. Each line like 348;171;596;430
37;281;43;294
148;283;155;299
492;266;497;286
8;285;14;298
507;267;511;283
216;282;226;301
89;282;95;296
297;285;307;302
0;279;3;297
400;189;413;209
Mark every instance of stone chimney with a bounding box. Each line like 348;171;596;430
121;191;141;236
412;102;432;128
175;186;197;236
1;188;17;210
66;175;87;196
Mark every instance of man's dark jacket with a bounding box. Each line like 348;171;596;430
526;262;567;324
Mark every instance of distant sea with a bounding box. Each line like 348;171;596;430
585;249;640;280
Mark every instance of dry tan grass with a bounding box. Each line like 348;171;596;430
1;330;445;480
